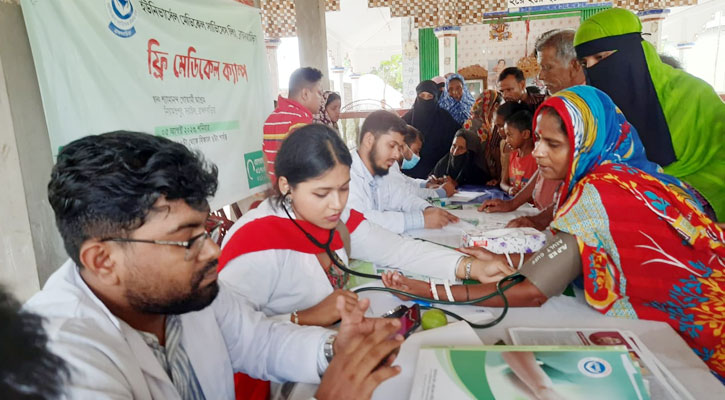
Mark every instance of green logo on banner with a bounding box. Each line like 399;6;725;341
244;150;268;189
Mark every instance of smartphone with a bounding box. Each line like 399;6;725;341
382;304;421;338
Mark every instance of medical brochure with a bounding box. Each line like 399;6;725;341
509;328;693;400
408;346;649;400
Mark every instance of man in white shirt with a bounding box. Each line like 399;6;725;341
24;131;403;399
348;110;459;234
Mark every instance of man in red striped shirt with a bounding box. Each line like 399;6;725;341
263;67;324;182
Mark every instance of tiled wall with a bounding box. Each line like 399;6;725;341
457;17;580;88
401;17;421;108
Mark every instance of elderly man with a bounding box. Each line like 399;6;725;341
535;29;586;95
481;29;585;230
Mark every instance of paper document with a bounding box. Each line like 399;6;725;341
449;191;484;203
372;322;483;400
409;346;650;399
509;327;693;400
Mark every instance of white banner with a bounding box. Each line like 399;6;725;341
22;0;273;209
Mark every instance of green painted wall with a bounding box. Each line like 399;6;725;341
419;28;439;81
581;5;612;22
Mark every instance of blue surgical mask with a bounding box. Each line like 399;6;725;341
401;152;420;170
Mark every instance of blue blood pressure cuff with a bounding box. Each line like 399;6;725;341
518;231;582;298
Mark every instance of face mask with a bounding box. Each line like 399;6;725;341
401;152;420;170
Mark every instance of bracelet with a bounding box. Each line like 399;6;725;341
323;334;336;363
465;284;470;301
292;310;299;324
443;280;455;302
505;252;514;269
429;279;440;301
504;253;525;270
464;258;473;281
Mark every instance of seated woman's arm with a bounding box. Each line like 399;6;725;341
219;251;359;326
218;250;287;318
382;232;582;307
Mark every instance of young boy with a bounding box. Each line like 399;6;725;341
500;110;537;196
491;102;530;186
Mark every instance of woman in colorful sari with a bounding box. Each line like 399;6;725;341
383;86;725;380
438;73;476;125
574;8;724;221
464;89;505;182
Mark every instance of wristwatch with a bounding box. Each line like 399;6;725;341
324;334;336;363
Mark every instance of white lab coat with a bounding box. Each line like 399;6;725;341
387;162;442;200
24;260;332;399
348;150;431;233
219;200;462;321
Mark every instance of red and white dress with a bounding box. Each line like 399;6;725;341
218;199;463;321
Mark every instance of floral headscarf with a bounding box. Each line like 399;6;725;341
312;91;340;132
534;86;698;209
464;89;503;142
438;74;476;125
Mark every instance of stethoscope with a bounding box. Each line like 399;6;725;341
281;197;524;329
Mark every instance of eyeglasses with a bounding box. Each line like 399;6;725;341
101;220;223;261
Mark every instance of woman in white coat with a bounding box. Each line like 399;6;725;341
219;124;514;327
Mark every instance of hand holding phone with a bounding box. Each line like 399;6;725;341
381;304;421;338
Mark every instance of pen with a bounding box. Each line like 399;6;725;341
413;299;433;308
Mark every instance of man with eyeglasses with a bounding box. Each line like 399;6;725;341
24;131;403;399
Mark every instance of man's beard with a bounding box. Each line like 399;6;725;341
368;144;390;177
126;260;220;315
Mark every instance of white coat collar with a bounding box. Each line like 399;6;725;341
69;261;181;392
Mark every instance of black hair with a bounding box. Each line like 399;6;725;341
0;286;69;399
48;131;218;267
498;67;525;83
495;101;530;120
526;86;542;95
358;110;408;145
274;124;352;201
288;67;323;98
505;110;533;133
325;92;341;107
404;124;424;146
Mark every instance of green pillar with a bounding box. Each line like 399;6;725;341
581;5;611;22
419;28;439;81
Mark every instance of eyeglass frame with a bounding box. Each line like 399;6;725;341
400;142;416;158
100;219;223;261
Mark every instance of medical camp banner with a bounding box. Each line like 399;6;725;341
22;0;273;209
